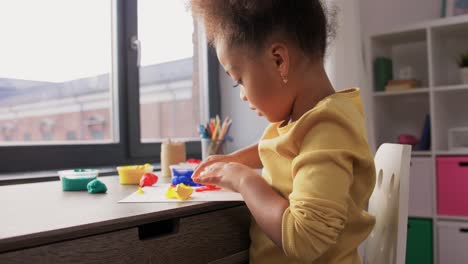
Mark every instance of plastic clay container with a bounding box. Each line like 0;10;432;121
117;164;153;185
58;169;99;191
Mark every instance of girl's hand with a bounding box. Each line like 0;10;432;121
192;154;237;180
193;162;258;192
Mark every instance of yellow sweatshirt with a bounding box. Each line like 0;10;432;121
250;88;376;264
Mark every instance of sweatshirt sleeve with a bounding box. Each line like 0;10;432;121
281;115;362;262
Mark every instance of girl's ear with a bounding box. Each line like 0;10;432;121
270;43;290;83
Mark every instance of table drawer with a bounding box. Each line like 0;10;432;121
142;205;251;263
0;205;251;264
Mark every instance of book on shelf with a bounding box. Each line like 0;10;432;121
385;79;420;92
417;114;431;151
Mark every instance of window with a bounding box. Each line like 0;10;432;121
23;133;32;141
0;0;115;145
66;131;77;141
138;0;200;142
85;115;107;140
0;0;219;173
1;123;15;141
39;118;55;141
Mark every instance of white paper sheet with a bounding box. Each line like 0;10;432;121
118;183;244;203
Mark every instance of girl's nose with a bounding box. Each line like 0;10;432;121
239;88;248;101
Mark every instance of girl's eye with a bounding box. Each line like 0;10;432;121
232;80;242;88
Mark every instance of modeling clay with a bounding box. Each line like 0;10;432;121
139;172;158;187
175;183;193;199
170;165;203;187
165;183;193;200
137;187;144;194
165;186;177;199
195;184;221;192
187;159;202;164
87;179;108;193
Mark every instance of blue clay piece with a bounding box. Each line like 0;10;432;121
171;168;203;187
87;179;108;193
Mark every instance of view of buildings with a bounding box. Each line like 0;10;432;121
0;58;199;144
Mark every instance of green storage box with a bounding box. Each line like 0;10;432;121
373;57;393;92
406;218;433;264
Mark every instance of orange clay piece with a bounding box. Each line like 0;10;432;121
165;183;193;200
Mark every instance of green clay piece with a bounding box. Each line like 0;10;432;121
87;179;108;193
62;177;96;191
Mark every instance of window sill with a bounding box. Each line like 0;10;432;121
0;163;161;186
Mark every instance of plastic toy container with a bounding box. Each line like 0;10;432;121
117;164;153;185
58;169;99;191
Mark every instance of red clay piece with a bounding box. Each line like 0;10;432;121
139;172;158;187
195;184;221;192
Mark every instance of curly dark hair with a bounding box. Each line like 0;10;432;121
189;0;335;59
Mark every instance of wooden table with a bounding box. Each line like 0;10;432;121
0;176;251;264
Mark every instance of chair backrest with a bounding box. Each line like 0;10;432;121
364;143;412;264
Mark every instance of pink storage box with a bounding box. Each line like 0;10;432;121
437;156;468;216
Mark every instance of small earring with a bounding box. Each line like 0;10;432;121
282;78;288;84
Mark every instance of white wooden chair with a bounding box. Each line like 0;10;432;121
364;143;412;264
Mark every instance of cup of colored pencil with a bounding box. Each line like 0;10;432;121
199;115;232;160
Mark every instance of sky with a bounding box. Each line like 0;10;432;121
0;0;193;83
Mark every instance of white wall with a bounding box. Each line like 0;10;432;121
360;0;441;36
218;0;442;153
219;67;269;153
326;0;364;91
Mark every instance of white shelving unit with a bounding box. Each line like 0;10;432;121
368;15;468;264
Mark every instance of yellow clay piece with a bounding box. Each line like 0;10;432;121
137;187;144;194
165;184;193;201
165;186;177;199
175;183;193;200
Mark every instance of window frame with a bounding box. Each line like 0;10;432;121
0;0;220;174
